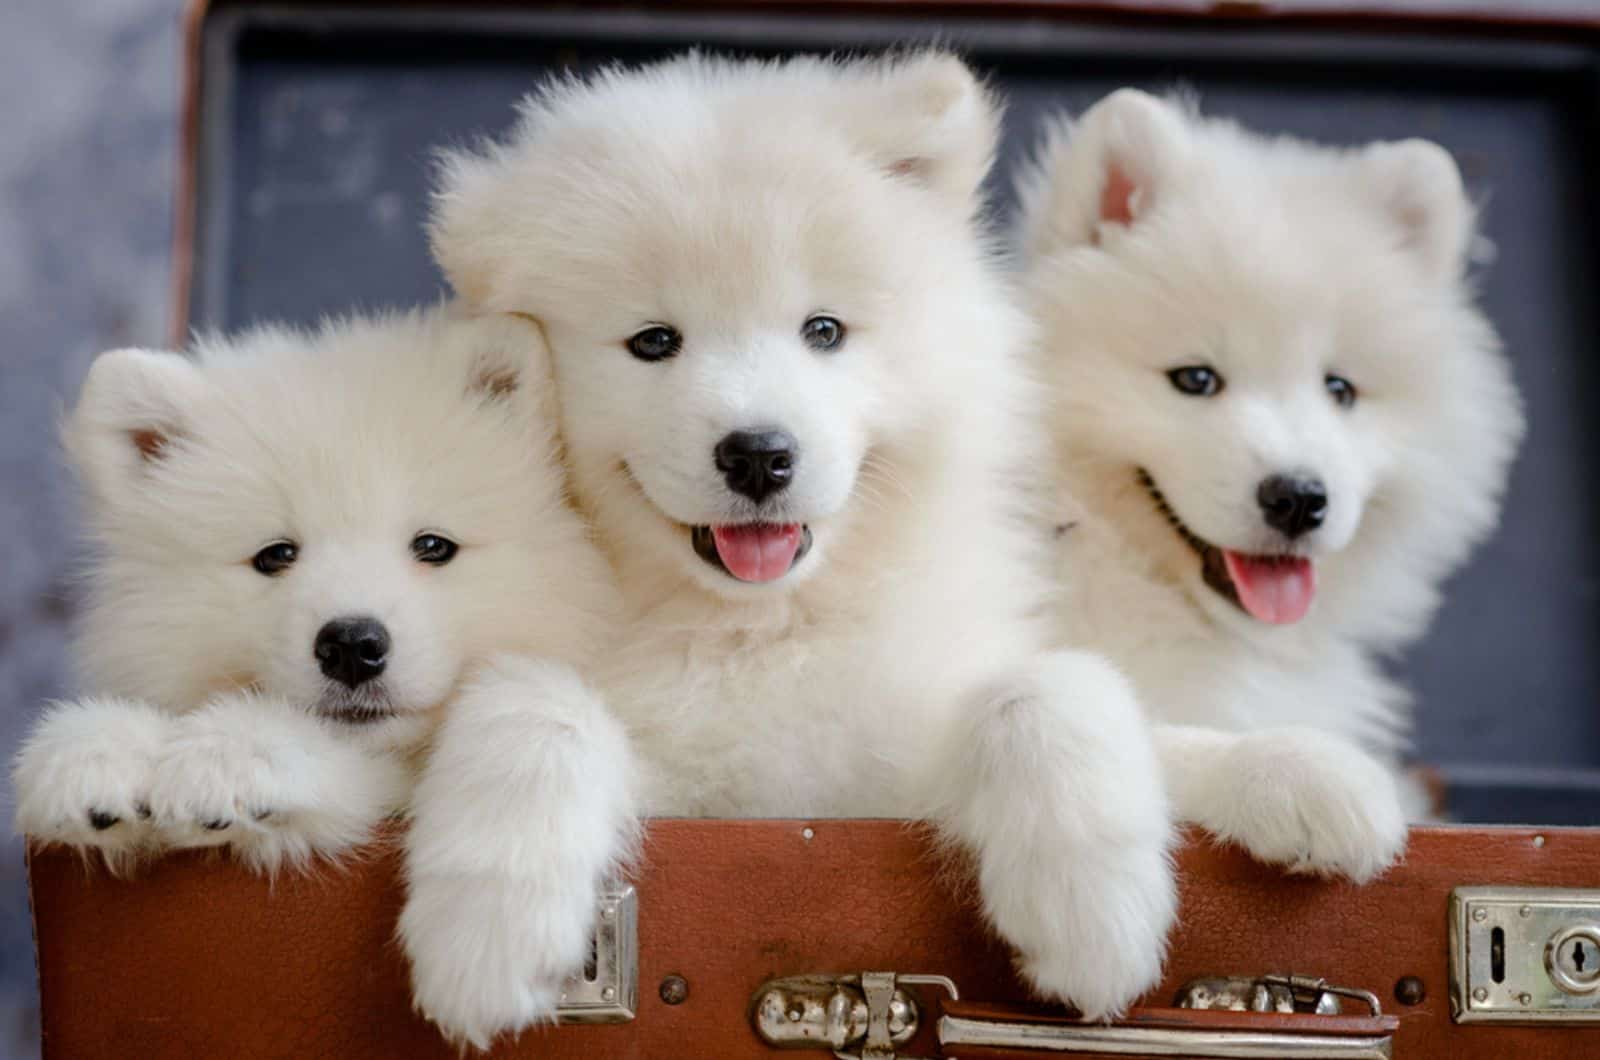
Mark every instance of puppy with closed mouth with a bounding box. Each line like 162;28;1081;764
1017;90;1523;882
400;51;1178;1049
14;309;619;877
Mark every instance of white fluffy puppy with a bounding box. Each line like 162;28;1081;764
1017;91;1523;880
14;309;615;875
400;52;1177;1047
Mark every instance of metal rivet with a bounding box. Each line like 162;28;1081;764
1394;976;1426;1006
602;986;616;1002
1519;992;1533;1005
801;827;815;840
1473;987;1488;1003
659;975;689;1006
1521;905;1533;918
788;1007;803;1022
601;906;614;920
1473;907;1489;922
1534;835;1547;848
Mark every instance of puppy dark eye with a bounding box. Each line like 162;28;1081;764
251;541;298;576
801;315;846;352
1167;365;1224;397
626;325;681;362
411;533;459;566
1325;373;1358;409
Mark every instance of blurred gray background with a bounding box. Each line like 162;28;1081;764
2;2;182;1054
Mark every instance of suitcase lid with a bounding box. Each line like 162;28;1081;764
179;0;1600;823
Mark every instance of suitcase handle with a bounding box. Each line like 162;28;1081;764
751;971;1399;1059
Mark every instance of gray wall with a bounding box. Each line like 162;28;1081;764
1;2;182;1054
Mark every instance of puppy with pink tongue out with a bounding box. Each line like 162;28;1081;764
1017;90;1522;883
398;54;1180;1050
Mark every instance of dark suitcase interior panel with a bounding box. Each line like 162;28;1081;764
193;5;1600;823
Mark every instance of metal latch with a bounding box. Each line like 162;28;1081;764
1177;973;1383;1015
554;883;638;1023
1451;885;1600;1022
752;971;1387;1059
750;972;957;1059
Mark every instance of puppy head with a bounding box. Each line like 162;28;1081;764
65;311;590;748
433;51;1011;599
1020;91;1522;639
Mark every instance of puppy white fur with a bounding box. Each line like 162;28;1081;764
15;309;616;878
1017;91;1523;880
408;52;1176;1048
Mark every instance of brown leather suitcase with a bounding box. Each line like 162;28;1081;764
30;1;1600;1057
28;822;1600;1057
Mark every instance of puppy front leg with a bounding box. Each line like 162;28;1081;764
934;651;1177;1019
400;655;638;1052
13;697;175;872
146;692;411;874
1156;723;1407;883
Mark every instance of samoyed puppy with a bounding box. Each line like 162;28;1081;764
14;308;617;875
1016;90;1523;880
399;52;1176;1047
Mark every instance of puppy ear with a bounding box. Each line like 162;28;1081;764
449;310;559;420
1016;89;1191;260
429;145;520;311
1355;138;1472;282
838;52;1002;210
64;348;209;509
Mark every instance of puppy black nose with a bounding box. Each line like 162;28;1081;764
1257;474;1328;538
714;429;797;503
313;616;390;689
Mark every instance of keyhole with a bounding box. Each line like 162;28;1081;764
1491;927;1505;983
1576;941;1588;973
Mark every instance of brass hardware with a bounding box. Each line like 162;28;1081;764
659;974;689;1006
1393;975;1426;1006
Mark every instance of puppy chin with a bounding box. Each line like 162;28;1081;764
349;709;435;755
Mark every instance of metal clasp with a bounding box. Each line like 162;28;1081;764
750;971;958;1059
554;883;638;1023
1177;973;1382;1016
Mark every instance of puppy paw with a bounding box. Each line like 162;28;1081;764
943;651;1178;1019
1202;729;1408;883
13;698;173;872
400;870;598;1050
400;655;638;1050
148;692;410;873
1009;840;1177;1019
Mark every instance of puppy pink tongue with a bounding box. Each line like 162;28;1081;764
1223;551;1316;624
711;524;803;583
